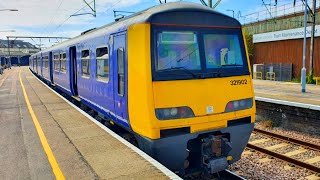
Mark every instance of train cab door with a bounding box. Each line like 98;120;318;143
112;33;129;126
69;46;78;96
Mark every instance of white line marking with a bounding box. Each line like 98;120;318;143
29;68;182;180
255;96;320;111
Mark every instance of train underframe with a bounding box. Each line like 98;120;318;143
135;120;254;176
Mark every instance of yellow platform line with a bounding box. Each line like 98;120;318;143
19;70;65;180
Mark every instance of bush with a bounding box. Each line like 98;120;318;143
289;74;316;84
306;73;316;84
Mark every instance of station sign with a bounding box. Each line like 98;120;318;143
253;25;320;43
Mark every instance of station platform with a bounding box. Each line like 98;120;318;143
0;67;179;179
253;79;320;109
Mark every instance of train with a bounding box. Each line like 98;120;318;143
30;2;256;176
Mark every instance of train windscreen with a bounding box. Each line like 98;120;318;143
152;28;249;81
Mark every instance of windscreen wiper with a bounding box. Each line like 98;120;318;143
212;64;243;77
220;64;243;67
158;67;201;79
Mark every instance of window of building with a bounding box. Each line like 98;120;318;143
53;54;60;71
60;53;67;72
81;50;90;77
96;47;109;82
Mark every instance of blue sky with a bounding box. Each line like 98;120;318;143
0;0;294;47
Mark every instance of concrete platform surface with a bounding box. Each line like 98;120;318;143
253;80;320;106
0;67;176;179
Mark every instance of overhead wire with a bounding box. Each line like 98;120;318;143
50;0;94;35
42;0;64;34
79;0;124;32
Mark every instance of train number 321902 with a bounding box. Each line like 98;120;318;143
230;79;247;85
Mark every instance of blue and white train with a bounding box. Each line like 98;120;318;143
30;2;256;175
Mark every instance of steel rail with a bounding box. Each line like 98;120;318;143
219;170;246;180
246;143;320;173
254;128;320;151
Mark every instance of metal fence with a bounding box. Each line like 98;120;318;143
240;0;320;25
253;63;293;81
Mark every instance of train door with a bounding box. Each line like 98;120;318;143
69;46;78;96
49;52;54;83
40;54;43;76
112;33;128;125
36;56;38;74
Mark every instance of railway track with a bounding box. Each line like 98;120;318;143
217;170;246;180
246;128;320;174
185;170;245;180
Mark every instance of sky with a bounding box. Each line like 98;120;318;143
0;0;295;48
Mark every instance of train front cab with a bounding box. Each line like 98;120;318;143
127;9;255;175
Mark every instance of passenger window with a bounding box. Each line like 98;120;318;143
60;53;67;72
117;48;124;96
37;57;40;67
53;54;60;71
44;56;49;68
33;58;36;69
81;50;90;77
96;47;109;82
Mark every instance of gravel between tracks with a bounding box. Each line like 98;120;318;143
228;150;314;180
255;122;320;145
227;122;320;179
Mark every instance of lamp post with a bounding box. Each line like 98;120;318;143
0;9;18;11
301;0;307;93
226;10;235;18
0;30;15;32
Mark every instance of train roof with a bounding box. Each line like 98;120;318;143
34;2;241;55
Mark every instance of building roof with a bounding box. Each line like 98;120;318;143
0;39;37;49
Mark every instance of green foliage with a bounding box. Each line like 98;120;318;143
306;72;316;84
243;30;254;59
288;74;316;84
289;78;301;83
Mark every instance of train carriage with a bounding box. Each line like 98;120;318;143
30;2;256;175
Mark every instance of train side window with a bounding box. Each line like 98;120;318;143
44;56;49;68
117;48;124;96
96;47;109;82
60;53;67;72
53;54;60;71
37;57;40;67
33;57;36;69
81;50;90;77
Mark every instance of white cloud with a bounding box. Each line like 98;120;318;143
0;0;141;33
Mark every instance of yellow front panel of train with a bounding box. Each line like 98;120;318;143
153;76;253;116
128;23;256;139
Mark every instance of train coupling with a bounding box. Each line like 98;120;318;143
201;135;232;174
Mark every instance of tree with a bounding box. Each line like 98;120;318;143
243;30;254;60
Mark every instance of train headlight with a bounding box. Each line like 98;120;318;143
155;107;195;120
225;98;253;112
